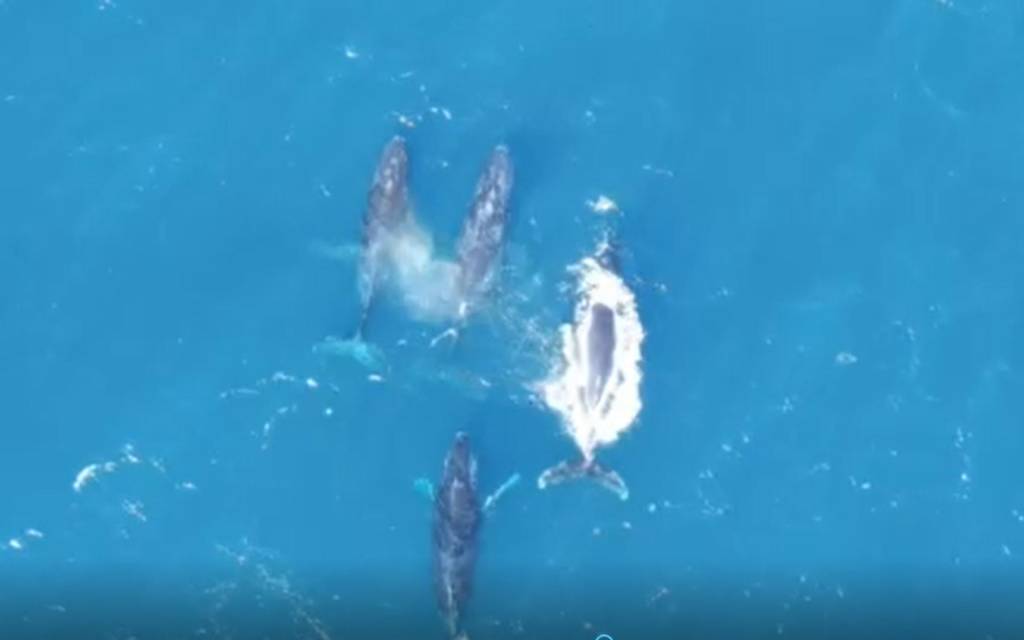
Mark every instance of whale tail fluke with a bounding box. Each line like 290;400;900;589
313;334;386;371
537;459;629;501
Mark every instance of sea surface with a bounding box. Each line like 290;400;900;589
2;1;1023;639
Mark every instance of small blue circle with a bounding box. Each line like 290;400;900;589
595;635;614;640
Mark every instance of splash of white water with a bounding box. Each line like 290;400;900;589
539;255;645;461
386;221;460;323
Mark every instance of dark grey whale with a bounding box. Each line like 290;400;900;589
453;145;513;322
354;135;410;339
432;432;482;638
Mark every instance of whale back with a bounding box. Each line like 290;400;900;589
433;432;482;636
455;146;513;309
365;136;410;239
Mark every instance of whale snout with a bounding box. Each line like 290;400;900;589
450;432;473;464
489;146;512;182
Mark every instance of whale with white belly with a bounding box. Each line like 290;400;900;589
537;237;645;500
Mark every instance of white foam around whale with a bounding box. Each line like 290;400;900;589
539;252;645;461
315;216;463;333
386;220;461;323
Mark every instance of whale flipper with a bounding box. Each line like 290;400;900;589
482;473;520;513
422;473;519;513
537;459;629;501
430;326;461;349
414;477;436;501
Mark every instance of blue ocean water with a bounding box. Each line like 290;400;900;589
2;1;1024;638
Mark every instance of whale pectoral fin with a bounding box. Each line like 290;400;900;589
413;477;435;501
430;327;460;349
482;473;521;514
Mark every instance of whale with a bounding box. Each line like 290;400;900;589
354;135;410;339
453;145;513;323
430;432;519;638
537;235;644;500
433;432;482;639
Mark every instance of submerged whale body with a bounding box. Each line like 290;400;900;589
354;135;411;338
453;145;514;322
537;236;645;500
433;432;482;638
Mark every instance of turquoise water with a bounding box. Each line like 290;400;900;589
2;1;1024;638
